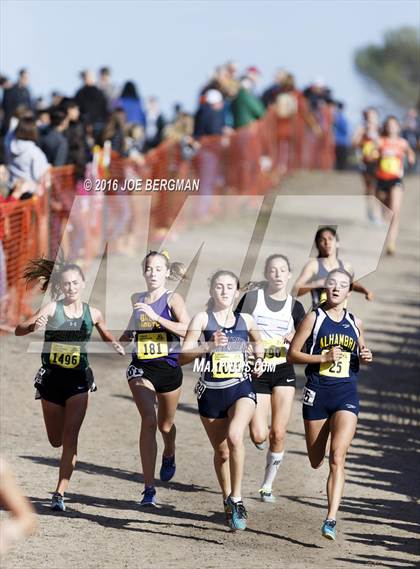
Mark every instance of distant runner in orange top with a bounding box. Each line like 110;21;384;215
375;116;416;255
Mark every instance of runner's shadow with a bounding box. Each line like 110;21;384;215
28;496;225;545
20;456;213;494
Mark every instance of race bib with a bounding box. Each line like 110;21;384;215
137;332;168;360
380;156;401;177
320;350;350;378
50;343;80;369
302;386;316;406
263;337;287;365
212;352;244;379
362;141;376;161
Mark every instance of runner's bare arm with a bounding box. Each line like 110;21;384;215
287;312;341;365
90;307;125;355
179;313;208;365
133;293;190;338
343;262;374;301
242;313;264;360
14;302;56;336
356;318;372;364
351;125;364;147
292;259;322;297
406;142;416;166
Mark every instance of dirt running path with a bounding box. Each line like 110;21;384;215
1;171;419;569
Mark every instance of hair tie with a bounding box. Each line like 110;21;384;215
161;250;170;261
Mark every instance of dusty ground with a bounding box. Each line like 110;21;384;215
1;171;419;569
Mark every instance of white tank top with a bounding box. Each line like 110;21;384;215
251;289;294;365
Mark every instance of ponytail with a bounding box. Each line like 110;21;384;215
143;250;187;282
23;256;85;300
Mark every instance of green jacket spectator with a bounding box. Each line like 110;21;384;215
231;80;265;129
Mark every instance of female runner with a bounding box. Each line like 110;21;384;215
375;116;416;255
352;107;381;222
119;251;189;507
16;258;124;512
292;226;373;308
236;254;305;502
180;270;264;531
288;268;372;540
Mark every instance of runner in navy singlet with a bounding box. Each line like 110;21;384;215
180;270;264;531
288;268;372;541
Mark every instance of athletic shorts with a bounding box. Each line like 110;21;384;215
127;359;182;393
34;366;96;407
196;379;256;419
302;381;359;421
252;363;296;394
377;178;403;193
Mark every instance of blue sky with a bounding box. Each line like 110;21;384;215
1;0;418;125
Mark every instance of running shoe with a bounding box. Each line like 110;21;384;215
321;519;337;540
160;454;176;482
51;492;65;512
139;486;157;507
226;496;248;531
223;499;232;525
259;488;276;503
254;440;267;451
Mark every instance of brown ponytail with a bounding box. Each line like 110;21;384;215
23;257;85;300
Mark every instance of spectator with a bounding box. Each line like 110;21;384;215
98;66;118;107
74;70;108;137
101;108;127;154
0;75;12;133
194;89;226;220
1;69;32;132
4;106;34;163
333;101;349;170
303;77;332;113
125;123;145;160
245;65;262;93
231;77;265;129
194;89;226;137
144;96;165;150
262;69;288;107
62;99;89;179
114;81;146;127
50;91;64;109
402;108;419;153
6;116;49;195
36;108;51;135
40;110;69;166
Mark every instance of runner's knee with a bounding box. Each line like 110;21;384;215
227;428;243;449
250;425;267;445
269;427;285;447
329;448;346;469
158;419;174;435
141;414;158;432
48;435;63;448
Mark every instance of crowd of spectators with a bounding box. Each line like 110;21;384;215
0;64;419;201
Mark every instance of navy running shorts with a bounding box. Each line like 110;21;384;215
377;178;403;193
127;360;183;393
34;366;95;407
302;381;359;420
196;379;256;419
252;363;296;394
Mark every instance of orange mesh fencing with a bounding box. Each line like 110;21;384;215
1;101;335;328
